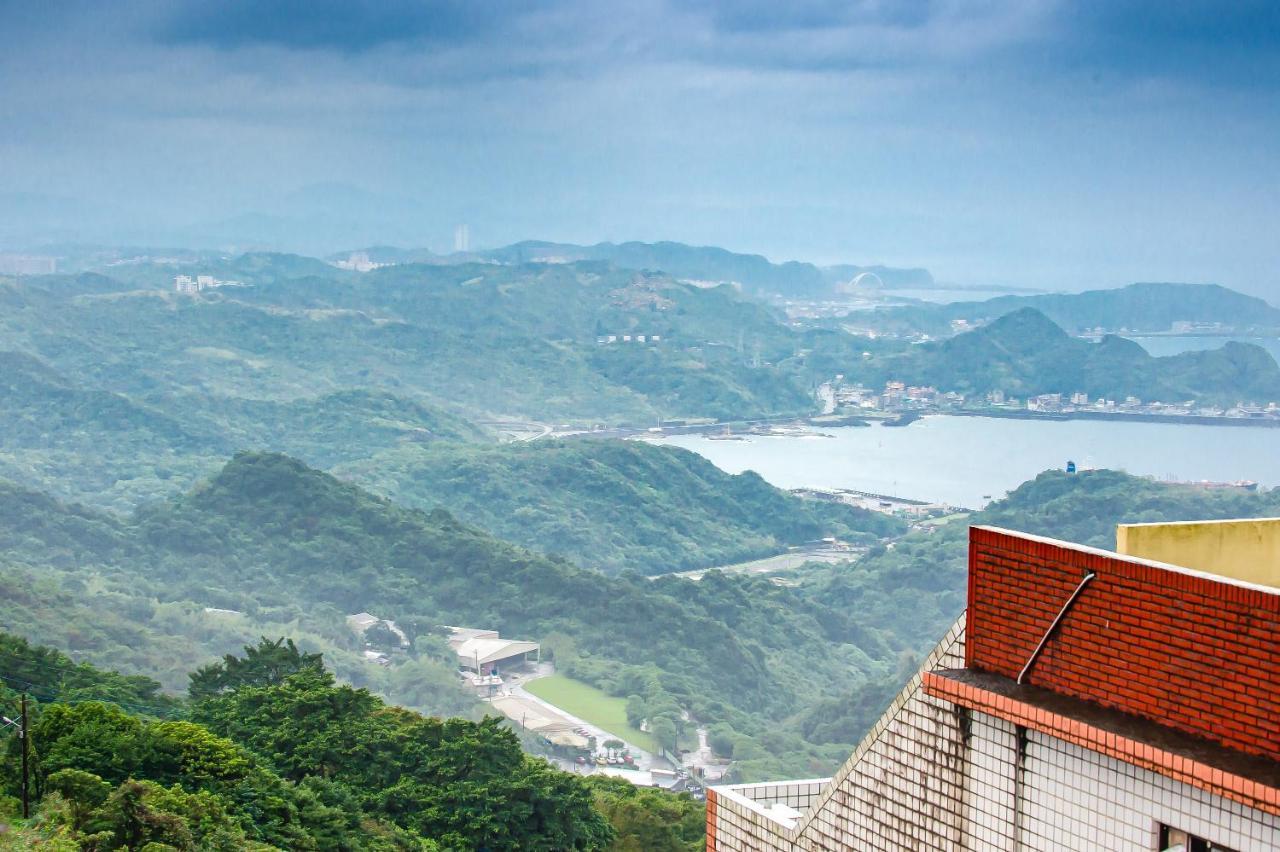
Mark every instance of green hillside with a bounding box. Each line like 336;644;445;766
849;308;1280;404
1;256;810;426
0;346;483;511
0;454;904;779
335;439;902;574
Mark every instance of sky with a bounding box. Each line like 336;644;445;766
1;0;1278;293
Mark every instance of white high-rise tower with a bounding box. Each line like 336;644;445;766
453;224;470;253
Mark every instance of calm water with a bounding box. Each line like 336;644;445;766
645;417;1280;508
886;288;1026;304
1127;335;1280;362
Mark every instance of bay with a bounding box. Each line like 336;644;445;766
644;416;1280;509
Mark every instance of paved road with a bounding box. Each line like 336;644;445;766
679;716;729;782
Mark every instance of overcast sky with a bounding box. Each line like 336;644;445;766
1;1;1277;292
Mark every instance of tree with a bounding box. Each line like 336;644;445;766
99;780;193;851
707;724;736;759
193;668;614;850
188;637;324;700
624;695;647;729
44;769;111;833
648;718;678;755
585;776;704;852
363;621;402;651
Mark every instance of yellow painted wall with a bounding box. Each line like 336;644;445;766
1116;518;1280;588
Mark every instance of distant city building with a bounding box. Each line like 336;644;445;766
331;251;383;272
174;273;241;294
0;253;56;275
454;224;470;253
708;521;1280;850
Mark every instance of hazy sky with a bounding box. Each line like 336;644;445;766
1;1;1278;292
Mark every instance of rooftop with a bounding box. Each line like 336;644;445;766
446;626;540;667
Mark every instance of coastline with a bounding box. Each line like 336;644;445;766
947;408;1280;429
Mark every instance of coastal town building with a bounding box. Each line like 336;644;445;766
707;520;1280;850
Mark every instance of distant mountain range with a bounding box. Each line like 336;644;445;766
874;282;1280;335
328;240;934;298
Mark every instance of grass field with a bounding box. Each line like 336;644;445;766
524;674;658;753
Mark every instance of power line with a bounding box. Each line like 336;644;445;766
0;671;182;718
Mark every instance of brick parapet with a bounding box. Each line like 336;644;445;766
966;525;1280;763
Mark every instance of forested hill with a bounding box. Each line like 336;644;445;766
0;453;902;769
5;253;814;424
334;439;903;574
850;307;1280;404
876;281;1280;336
1;632;704;850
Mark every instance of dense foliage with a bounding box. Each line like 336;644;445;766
335;439;901;574
0;452;904;779
2;636;620;850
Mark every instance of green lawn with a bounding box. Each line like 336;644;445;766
524;674;658;753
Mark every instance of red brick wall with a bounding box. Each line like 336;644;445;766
965;525;1280;763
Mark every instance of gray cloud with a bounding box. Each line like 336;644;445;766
0;0;1276;294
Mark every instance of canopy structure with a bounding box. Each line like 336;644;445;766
446;626;540;672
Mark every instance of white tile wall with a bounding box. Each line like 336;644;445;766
710;617;1280;851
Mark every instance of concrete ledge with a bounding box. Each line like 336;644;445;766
924;668;1280;817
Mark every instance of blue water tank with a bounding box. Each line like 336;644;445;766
1066;460;1077;474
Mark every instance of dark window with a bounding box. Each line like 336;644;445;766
1159;825;1238;852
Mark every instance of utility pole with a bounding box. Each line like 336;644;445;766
2;697;27;819
19;694;29;819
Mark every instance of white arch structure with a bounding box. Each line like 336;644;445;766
850;271;884;289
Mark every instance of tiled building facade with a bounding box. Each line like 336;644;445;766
708;525;1280;851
